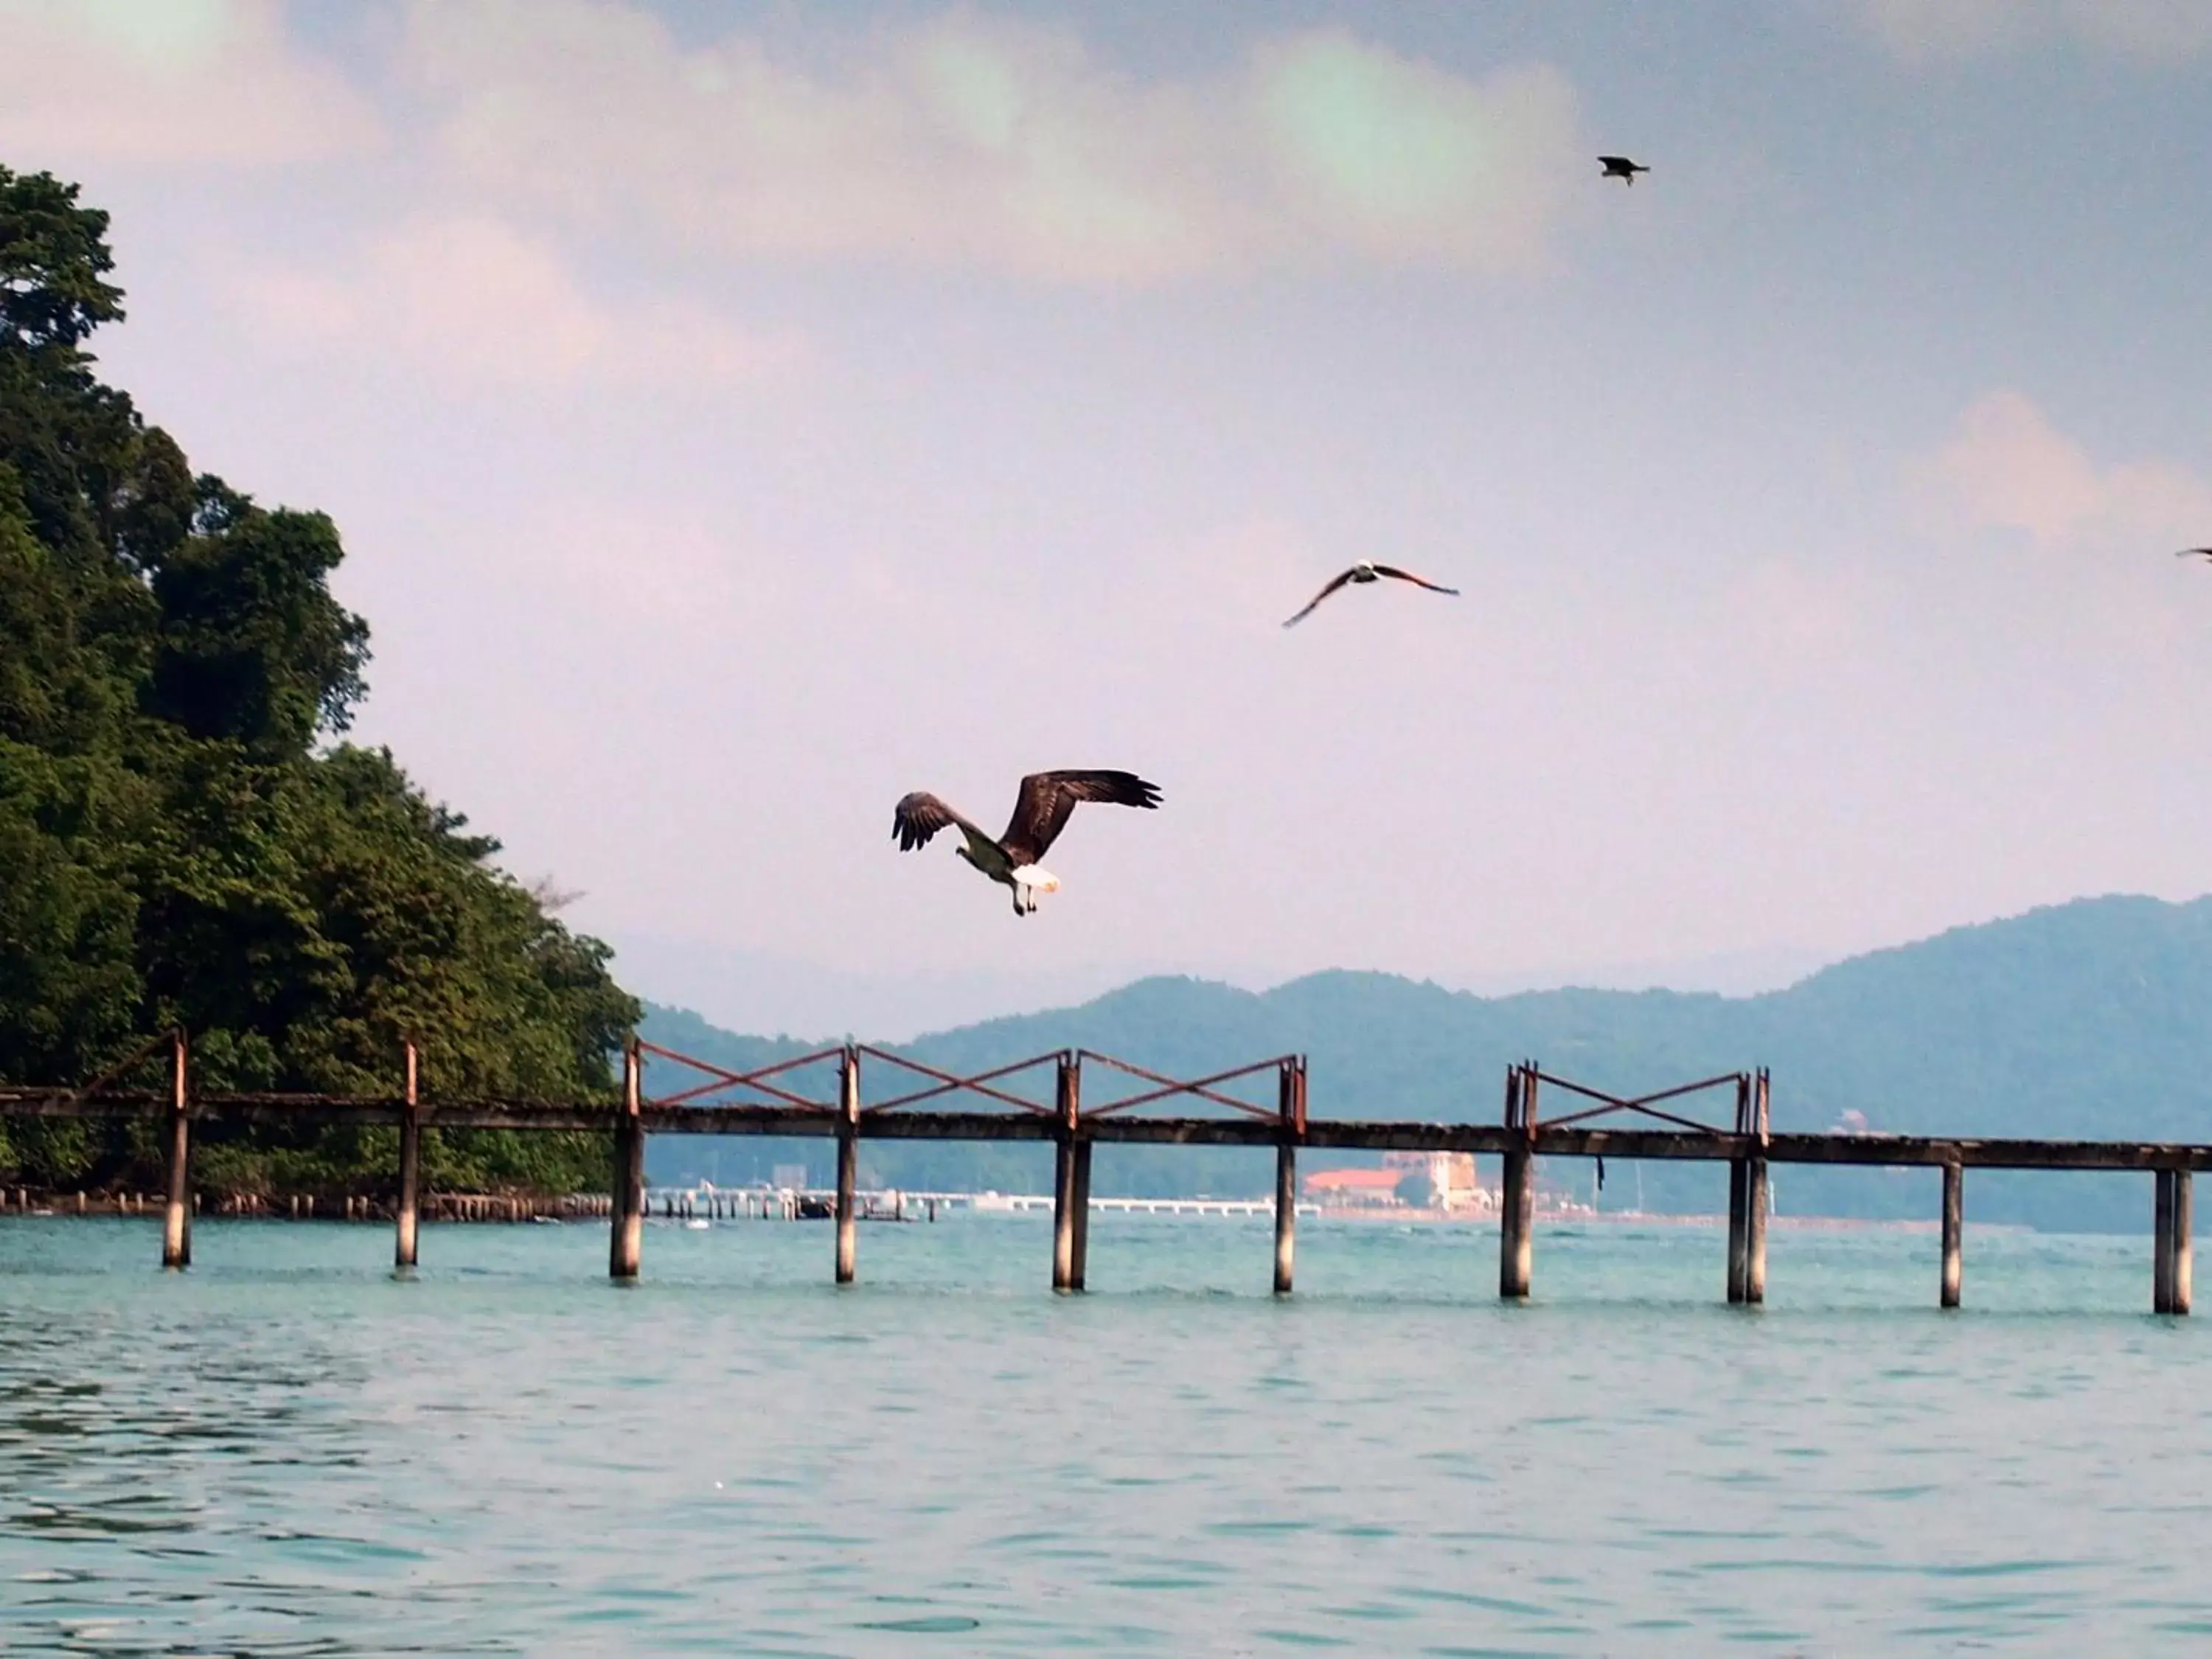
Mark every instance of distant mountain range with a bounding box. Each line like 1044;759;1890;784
639;894;2212;1232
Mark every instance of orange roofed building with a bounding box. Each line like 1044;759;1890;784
1303;1153;1496;1213
1301;1167;1405;1206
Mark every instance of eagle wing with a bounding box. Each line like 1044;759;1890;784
891;791;990;853
1370;563;1460;597
2176;548;2212;560
1001;770;1162;865
1281;567;1362;628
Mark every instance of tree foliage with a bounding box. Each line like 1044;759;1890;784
0;165;637;1196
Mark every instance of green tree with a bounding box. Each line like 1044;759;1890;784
0;164;637;1199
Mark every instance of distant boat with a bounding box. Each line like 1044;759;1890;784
683;1218;710;1231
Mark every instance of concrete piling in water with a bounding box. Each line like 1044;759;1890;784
1499;1065;1534;1300
161;1032;190;1270
610;1042;643;1280
1274;1057;1304;1295
2173;1171;2193;1316
834;1047;858;1285
1726;1160;1747;1304
1745;1160;1769;1305
1069;1140;1093;1291
396;1042;421;1270
2154;1168;2192;1316
1725;1074;1750;1304
1500;1150;1532;1298
1051;1053;1082;1293
2155;1169;2175;1315
1941;1161;1964;1308
1744;1069;1770;1306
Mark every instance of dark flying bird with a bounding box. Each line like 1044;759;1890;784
1281;560;1460;628
892;771;1162;916
2177;548;2212;562
1599;155;1649;185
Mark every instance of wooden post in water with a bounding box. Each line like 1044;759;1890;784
1499;1065;1534;1300
2154;1169;2175;1315
610;1041;643;1279
1725;1074;1749;1304
1273;1057;1304;1295
1500;1152;1532;1298
1070;1138;1093;1292
2174;1170;2194;1316
1068;1054;1093;1291
834;1046;858;1285
161;1032;190;1270
1940;1159;1964;1309
1051;1053;1079;1293
395;1041;421;1270
1745;1068;1770;1306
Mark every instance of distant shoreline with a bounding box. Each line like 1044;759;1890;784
1311;1206;2021;1234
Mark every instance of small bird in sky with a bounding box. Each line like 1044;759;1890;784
1599;156;1650;185
1281;561;1460;628
2176;548;2212;562
892;771;1162;917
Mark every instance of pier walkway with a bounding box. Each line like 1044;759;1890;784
0;1036;2194;1313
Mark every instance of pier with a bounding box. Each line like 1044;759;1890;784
0;1034;2197;1313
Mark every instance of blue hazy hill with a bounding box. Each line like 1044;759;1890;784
640;894;2212;1232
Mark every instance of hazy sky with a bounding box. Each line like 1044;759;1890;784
6;0;2212;1036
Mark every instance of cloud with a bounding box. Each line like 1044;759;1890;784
1860;0;2212;64
1916;391;2212;549
229;215;802;389
0;0;380;167
400;1;1583;285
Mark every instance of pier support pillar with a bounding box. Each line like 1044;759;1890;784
1051;1054;1080;1293
395;1042;421;1271
1051;1138;1077;1291
1725;1158;1747;1304
2174;1171;2193;1316
1273;1059;1304;1296
610;1043;643;1280
1940;1161;1964;1309
1745;1158;1769;1305
1070;1140;1092;1291
1499;1150;1532;1299
2155;1169;2175;1315
161;1032;190;1270
834;1048;858;1285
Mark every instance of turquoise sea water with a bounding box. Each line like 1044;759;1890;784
1;1214;2206;1655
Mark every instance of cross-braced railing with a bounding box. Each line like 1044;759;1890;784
1503;1061;1766;1138
1075;1051;1305;1128
634;1038;845;1110
853;1045;1061;1117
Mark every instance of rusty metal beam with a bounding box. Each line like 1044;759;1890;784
1075;1051;1293;1119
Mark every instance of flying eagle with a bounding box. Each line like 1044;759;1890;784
1599;155;1650;185
892;771;1163;916
1281;561;1460;628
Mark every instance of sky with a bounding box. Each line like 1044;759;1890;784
5;0;2212;1038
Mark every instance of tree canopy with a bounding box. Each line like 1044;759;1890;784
0;165;637;1197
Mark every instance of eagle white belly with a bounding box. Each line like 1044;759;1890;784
1010;863;1060;893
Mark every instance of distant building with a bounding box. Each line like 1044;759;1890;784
1301;1167;1405;1207
1304;1155;1497;1212
1383;1150;1493;1212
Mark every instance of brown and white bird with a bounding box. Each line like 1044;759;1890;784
1599;155;1649;185
892;771;1162;916
1281;560;1460;628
